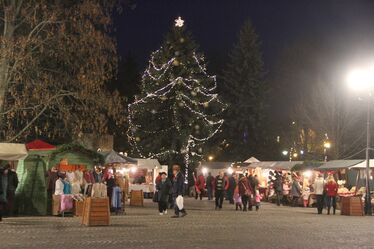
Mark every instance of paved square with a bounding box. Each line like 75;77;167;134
0;199;373;249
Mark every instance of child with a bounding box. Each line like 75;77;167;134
302;187;310;208
233;185;242;211
255;190;262;211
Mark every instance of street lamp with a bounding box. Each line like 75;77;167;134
347;66;374;215
323;141;331;162
208;155;214;161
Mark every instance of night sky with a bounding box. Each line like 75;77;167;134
115;0;374;120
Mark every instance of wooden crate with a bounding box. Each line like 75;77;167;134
341;196;364;216
52;195;61;216
130;190;144;207
81;197;110;226
74;200;85;217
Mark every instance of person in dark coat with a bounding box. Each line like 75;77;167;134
238;174;253;211
171;164;187;218
0;166;9;222
206;172;214;200
227;174;236;204
156;172;172;215
6;165;18;216
274;171;283;206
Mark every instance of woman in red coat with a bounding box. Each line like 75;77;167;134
324;175;338;215
194;173;206;200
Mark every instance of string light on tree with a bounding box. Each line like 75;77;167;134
127;17;226;183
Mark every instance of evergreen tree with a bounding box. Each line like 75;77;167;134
128;17;225;182
220;20;266;161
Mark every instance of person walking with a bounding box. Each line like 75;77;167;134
325;175;338;215
194;172;205;200
171;165;187;218
274;172;283;206
214;171;227;210
0;166;9;222
206;172;214;200
291;177;302;207
313;173;325;214
238;174;253;212
282;180;291;205
227;173;236;204
156;172;172;215
6;165;18;216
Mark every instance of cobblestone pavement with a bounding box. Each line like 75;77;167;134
1;198;374;249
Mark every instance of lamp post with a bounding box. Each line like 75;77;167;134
347;67;373;215
323;141;331;162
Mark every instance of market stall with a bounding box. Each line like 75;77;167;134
318;159;368;215
128;158;164;197
16;140;56;215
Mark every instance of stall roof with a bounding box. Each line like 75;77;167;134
249;161;303;170
199;162;234;169
102;150;137;164
26;139;56;151
349;159;374;169
136;158;161;169
244;157;260;164
0;143;28;160
318;160;363;170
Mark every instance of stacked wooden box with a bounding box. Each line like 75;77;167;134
340;196;364;216
74;200;85;217
130;190;144;207
81;197;110;226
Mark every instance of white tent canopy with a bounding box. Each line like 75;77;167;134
349;159;374;169
135;158;161;170
244;157;260;164
0;143;28;161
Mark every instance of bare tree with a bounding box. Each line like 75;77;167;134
0;1;126;142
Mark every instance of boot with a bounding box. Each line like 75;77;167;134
333;208;336;215
327;207;330;215
239;205;242;211
236;204;238;211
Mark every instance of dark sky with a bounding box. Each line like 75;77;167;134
114;0;374;119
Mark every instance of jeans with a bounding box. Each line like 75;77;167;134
207;187;213;200
241;195;249;210
215;190;224;208
276;191;282;206
326;196;336;214
292;196;299;207
316;194;324;214
227;188;235;204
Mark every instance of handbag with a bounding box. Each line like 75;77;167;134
176;195;184;210
153;191;159;203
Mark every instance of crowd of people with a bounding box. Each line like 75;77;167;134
153;167;340;217
269;171;338;215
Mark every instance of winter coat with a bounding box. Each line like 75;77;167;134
0;173;8;203
7;170;18;193
156;178;172;202
196;175;206;191
274;176;283;193
325;181;338;197
313;177;325;195
238;177;253;196
228;176;236;191
172;172;185;197
206;175;214;189
215;176;228;191
291;181;302;197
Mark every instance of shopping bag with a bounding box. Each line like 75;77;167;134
176;195;184;210
60;194;73;212
153;191;159;203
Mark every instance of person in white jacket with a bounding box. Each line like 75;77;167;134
313;174;325;214
54;174;65;196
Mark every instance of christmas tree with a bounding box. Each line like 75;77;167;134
220;20;267;161
128;17;225;182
